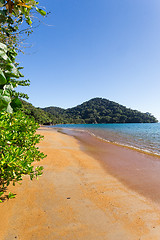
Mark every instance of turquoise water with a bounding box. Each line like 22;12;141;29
52;123;160;155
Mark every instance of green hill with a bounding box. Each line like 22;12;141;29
42;98;158;124
21;98;158;124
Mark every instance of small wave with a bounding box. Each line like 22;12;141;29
52;124;160;158
89;131;160;157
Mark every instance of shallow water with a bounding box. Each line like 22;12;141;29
54;127;160;204
51;123;160;155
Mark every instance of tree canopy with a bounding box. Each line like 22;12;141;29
22;98;158;125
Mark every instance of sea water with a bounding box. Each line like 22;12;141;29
51;123;160;155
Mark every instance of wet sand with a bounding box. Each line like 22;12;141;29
61;128;160;204
0;128;160;239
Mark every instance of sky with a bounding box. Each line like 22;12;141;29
17;0;160;120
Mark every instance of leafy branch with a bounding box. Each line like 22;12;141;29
0;0;47;201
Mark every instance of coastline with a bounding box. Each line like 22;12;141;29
51;124;160;157
58;127;160;204
0;127;160;239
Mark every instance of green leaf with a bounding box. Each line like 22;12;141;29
4;84;13;92
35;7;46;16
8;48;17;57
5;63;20;78
0;69;7;85
26;16;32;25
6;103;13;113
1;89;11;98
11;97;22;111
0;192;4;197
8;192;15;199
18;70;24;78
0;43;7;53
0;90;11;111
0;51;8;61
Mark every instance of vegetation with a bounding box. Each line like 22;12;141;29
64;98;158;124
21;100;52;125
0;0;46;201
0;112;45;202
21;100;84;124
22;98;158;125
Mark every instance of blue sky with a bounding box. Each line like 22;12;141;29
17;0;160;120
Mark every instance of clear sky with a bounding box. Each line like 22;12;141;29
17;0;160;120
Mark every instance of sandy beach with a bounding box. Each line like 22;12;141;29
1;128;160;240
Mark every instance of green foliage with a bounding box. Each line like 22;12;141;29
42;98;158;124
0;1;46;113
0;1;46;201
8;192;15;199
21;100;78;125
0;42;27;113
0;0;46;24
20;99;158;125
0;0;46;52
0;111;45;200
21;100;53;125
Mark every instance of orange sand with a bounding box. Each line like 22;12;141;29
0;128;160;240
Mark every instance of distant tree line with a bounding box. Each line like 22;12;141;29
21;98;158;125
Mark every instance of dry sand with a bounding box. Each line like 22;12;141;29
0;128;160;240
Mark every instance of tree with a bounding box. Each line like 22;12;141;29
0;0;46;201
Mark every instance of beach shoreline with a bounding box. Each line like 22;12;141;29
48;125;160;158
42;126;160;204
1;127;160;239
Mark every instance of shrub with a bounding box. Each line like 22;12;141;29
0;111;45;201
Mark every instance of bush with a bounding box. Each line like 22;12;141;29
0;111;45;201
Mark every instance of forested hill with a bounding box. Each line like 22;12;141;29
42;98;158;124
